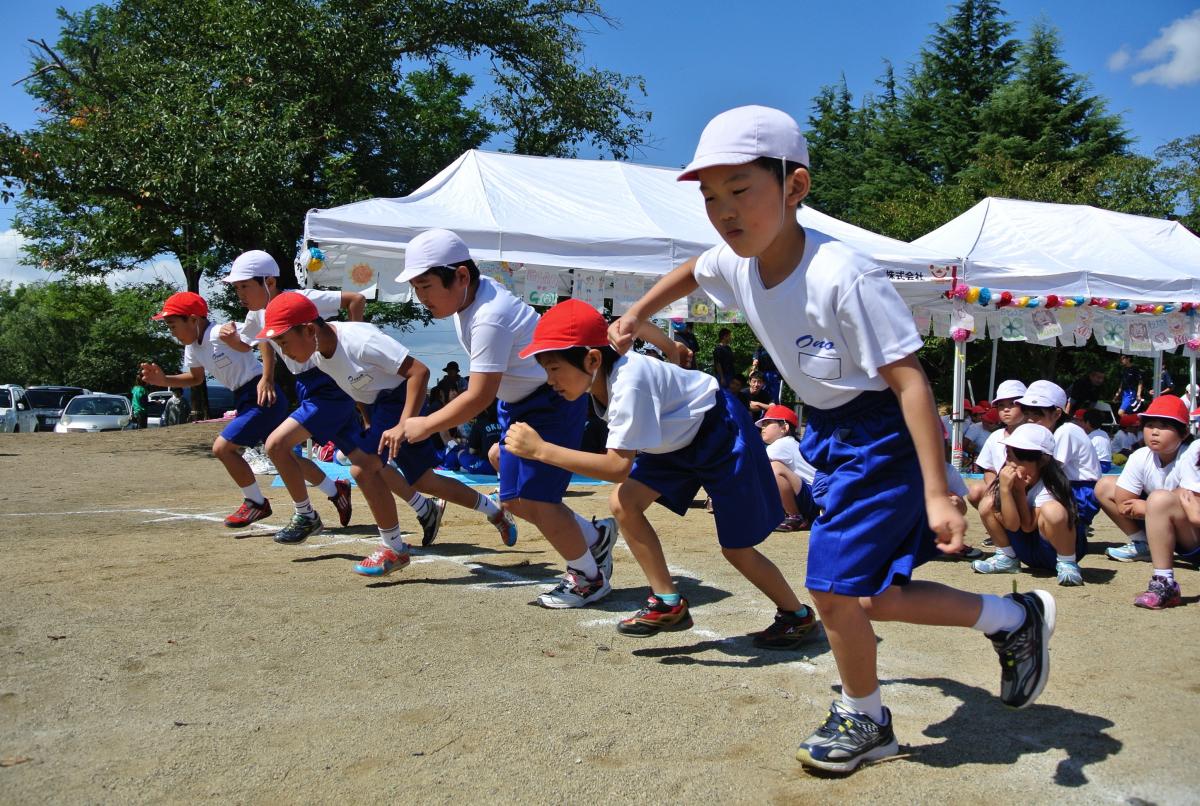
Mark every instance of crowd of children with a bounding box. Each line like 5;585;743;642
138;105;1197;777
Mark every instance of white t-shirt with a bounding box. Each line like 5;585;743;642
976;428;1011;474
1115;446;1181;496
946;462;968;498
767;435;817;484
964;421;989;450
1026;480;1056;509
313;322;409;404
693;232;923;410
183;323;262;392
1088;429;1112;465
595;352;718;454
1175;441;1200;493
454;277;545;404
1053;422;1101;482
1111;430;1139;455
245;290;344;374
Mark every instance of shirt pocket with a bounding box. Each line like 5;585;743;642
350;373;375;392
798;349;842;381
213;352;233;371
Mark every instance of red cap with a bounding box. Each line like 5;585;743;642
152;291;208;320
256;292;319;339
1073;409;1086;420
518;299;608;359
755;404;799;429
1119;413;1140;428
1138;394;1189;426
982;408;1000;425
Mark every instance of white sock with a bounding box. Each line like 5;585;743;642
316;476;338;497
842;688;886;724
239;483;265;505
473;491;501;518
407;492;432;519
566;549;599;581
1154;568;1175;582
973;593;1026;635
574;513;600;548
998;546;1017;558
1129;529;1147;545
294;498;315;518
378;524;406;552
1056;553;1077;565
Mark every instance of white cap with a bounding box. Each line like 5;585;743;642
223;250;280;283
678;105;809;182
1002;423;1055;455
1017;379;1067;410
992;379;1027;403
398;228;472;283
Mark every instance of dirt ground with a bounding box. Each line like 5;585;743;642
1;423;1198;805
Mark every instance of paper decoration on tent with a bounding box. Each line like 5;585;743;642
1127;320;1153;352
1030;309;1062;341
662;296;688;320
1097;316;1126;349
715;308;744;324
944;284;1198;315
478;261;519;295
344;262;376;294
572;269;606;311
912;310;932;337
688;296;715;323
523;267;559;306
949;305;975;342
1148;317;1173;352
999;313;1027;341
1167;312;1190;346
611;274;646;315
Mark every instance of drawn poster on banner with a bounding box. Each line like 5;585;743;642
1096;315;1126;349
999;312;1027;341
912;310;932;336
1072;307;1093;343
715;307;744;324
1126;319;1152;352
1167;312;1190;346
571;269;606;311
479;260;519;295
1148;317;1173;352
661;297;688;320
1030;309;1063;341
522;266;559;307
610;274;645;315
688;295;716;323
949;305;975;338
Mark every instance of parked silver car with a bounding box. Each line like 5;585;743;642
54;393;132;433
25;385;90;432
0;384;38;433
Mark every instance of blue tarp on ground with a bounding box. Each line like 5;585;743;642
271;459;608;487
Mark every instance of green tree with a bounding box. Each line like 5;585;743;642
806;77;871;220
1157;134;1200;234
0;0;648;299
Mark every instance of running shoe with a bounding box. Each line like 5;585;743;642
418;497;447;547
353;547;410;577
774;515;809;533
537;569;611;609
486;493;518;547
328;479;353;527
795;702;898;773
988;589;1055;709
1134;575;1182;609
1106;540;1151;562
953;544;985;560
752;607;817;650
273;512;323;544
972;553;1020;574
590;517;619;581
1055;560;1084;587
617;594;693;636
224;497;272;528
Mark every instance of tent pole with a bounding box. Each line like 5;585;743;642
1153;351;1163;397
951;338;967;471
987;337;998;401
1191;355;1198;436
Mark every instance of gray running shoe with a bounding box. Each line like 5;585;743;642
795;702;899;773
989;590;1056;708
274;512;323;544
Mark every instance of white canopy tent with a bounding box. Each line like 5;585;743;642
913;197;1200;459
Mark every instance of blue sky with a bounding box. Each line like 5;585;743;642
1;2;1198;366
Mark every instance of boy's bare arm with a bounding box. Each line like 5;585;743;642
609;258;700;354
505;422;634;483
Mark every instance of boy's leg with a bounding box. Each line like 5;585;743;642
213;434;273;527
213;435;257;488
265;419;316;505
966;479;988;510
347;450;410;577
809;590;881;699
722;547;802;612
412;468;517;547
505;497;588;560
609;480;670;592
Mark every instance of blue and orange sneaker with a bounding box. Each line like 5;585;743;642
617;595;693;636
487;493;518;547
353;546;410;577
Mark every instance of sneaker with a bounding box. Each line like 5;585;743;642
795;702;899;773
243;447;277;475
954;544;984;560
274;512;323;544
328;479;353;527
224;497;272;528
1055;560;1084;587
617;595;693;636
774;515;809;533
1134;575;1182;610
988;590;1056;709
486;493;518;547
981;536;995;548
418;497;447;547
590;517;619;581
537;569;611;609
1106;540;1151;563
972;553;1020;574
353;547;410;577
752;607;817;650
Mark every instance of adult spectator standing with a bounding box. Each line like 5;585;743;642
1115;354;1144;415
1067;369;1106;415
712;327;736;387
439;361;467;394
671;321;699;370
750;342;782;403
130;373;149;429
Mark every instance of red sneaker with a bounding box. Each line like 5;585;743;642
617;595;693;636
224;498;272;528
329;479;353;527
353;547;410;577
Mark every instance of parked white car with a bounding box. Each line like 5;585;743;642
54;393;132;433
0;384;38;433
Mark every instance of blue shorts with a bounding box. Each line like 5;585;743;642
220;377;289;447
1099;461;1112;474
1072;480;1100;541
762;370;783;404
795;480;820;523
358;384;440;484
1006;525;1090;570
289;368;364;456
497;384;586;503
629;390;785;549
801;389;938;597
1120;389;1138;412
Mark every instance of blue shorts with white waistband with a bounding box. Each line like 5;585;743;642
497;384;587;503
630;390;784;549
220;376;289;447
801;389;939;597
356;383;439;484
289;368;364;457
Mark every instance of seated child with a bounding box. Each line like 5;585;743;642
505;299;815;648
1111;413;1143;459
755;404;819;531
1097;395;1188;562
975;423;1088;586
1135;438;1200;609
1080;409;1113;473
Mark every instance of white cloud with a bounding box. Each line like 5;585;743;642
1114;10;1200;88
0;227;195;290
